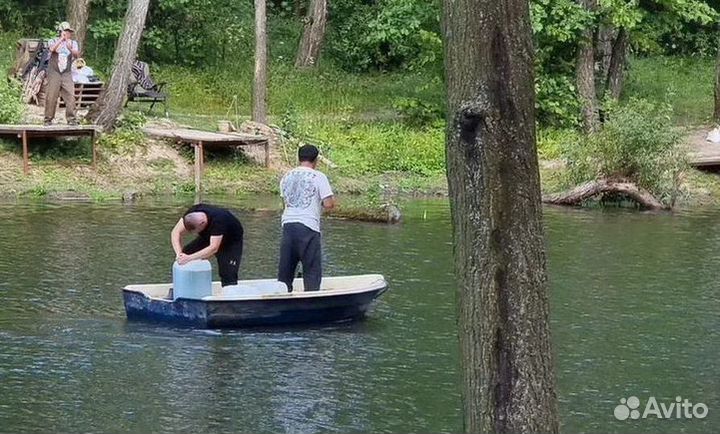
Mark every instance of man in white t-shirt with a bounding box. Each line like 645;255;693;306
278;144;335;291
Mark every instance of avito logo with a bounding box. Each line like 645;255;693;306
614;396;709;421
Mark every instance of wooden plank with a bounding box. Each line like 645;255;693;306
0;124;98;135
0;125;99;175
22;130;28;175
194;142;202;194
92;130;97;169
143;127;267;145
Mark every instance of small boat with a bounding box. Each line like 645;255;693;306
122;274;388;328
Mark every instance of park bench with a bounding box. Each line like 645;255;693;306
58;82;104;109
125;60;169;116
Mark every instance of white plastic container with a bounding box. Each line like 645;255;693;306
222;281;288;297
172;260;213;300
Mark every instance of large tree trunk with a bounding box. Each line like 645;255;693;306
294;0;327;68
714;41;720;123
253;0;268;124
576;0;599;133
605;27;629;100
67;0;91;49
443;0;560;432
86;0;150;130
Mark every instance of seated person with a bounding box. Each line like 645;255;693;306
170;204;244;287
71;58;94;83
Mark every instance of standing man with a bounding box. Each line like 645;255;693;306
44;21;80;126
278;144;335;292
170;204;244;287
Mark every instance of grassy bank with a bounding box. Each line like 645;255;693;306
3;25;720;208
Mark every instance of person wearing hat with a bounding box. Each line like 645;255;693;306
44;21;81;126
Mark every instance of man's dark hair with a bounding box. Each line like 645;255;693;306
298;144;319;163
183;212;204;232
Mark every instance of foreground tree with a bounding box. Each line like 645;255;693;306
253;0;268;124
443;0;560;431
86;0;150;129
295;0;328;68
67;0;91;48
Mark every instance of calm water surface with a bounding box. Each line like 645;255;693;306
0;197;717;433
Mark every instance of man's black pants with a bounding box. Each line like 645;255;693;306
183;238;243;287
278;222;322;291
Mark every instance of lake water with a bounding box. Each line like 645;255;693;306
0;197;717;433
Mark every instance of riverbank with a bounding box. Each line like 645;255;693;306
3;133;720;211
0;137;448;201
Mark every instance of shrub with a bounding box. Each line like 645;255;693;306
393;96;443;128
562;98;686;204
0;78;24;124
537;128;580;160
98;111;147;155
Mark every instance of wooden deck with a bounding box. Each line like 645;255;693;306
688;131;720;168
0;124;100;174
143;127;270;192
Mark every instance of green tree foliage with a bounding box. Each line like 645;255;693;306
327;0;442;72
1;0;719;129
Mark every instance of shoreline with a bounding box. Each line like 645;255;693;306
2;138;720;211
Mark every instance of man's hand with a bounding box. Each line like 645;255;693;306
177;253;192;265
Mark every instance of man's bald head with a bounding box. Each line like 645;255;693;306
183;212;208;233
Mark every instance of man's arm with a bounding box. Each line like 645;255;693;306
318;173;335;209
322;195;336;210
49;37;63;53
179;235;223;264
69;40;80;57
170;218;187;257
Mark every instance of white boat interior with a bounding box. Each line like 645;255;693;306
124;274;387;301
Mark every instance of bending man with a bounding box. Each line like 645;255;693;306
171;203;244;287
278;144;335;291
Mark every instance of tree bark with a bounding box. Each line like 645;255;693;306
86;0;150;130
605;27;629;100
543;179;666;210
253;0;268;124
576;0;599;133
443;0;560;432
294;0;328;68
714;40;720;123
67;0;91;49
596;24;615;85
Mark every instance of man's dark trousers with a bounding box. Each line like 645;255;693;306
278;222;322;291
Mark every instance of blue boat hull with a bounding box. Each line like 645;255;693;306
122;286;387;328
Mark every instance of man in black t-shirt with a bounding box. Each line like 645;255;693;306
170;204;244;287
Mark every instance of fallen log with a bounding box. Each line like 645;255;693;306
542;179;667;210
327;203;402;224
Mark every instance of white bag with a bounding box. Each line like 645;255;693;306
706;127;720;143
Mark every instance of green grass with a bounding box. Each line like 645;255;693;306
624;56;714;126
154;61;443;119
